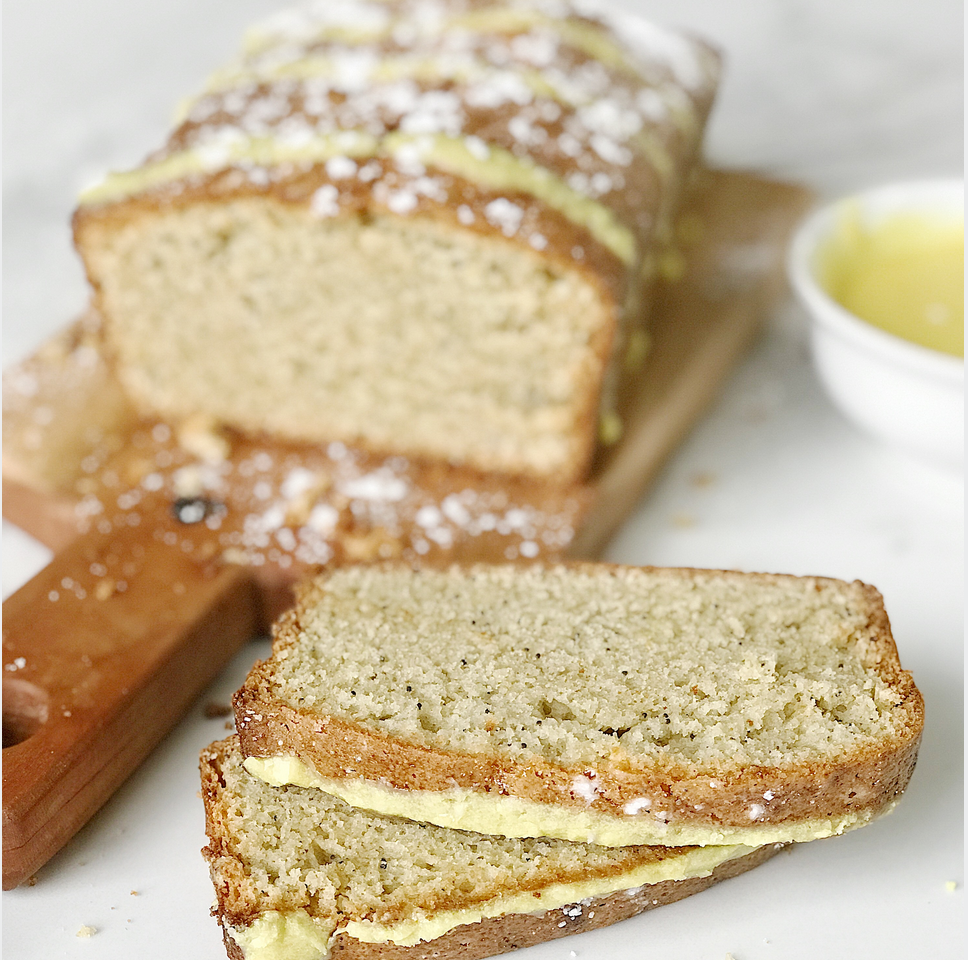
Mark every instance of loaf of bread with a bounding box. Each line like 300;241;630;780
72;0;720;483
235;562;924;847
201;736;778;960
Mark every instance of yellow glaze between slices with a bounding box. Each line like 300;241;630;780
228;911;335;960
227;844;755;957
244;755;887;847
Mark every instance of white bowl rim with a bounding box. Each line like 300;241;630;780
788;177;964;384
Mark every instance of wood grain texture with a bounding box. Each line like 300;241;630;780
1;508;261;888
1;169;812;887
3;171;813;573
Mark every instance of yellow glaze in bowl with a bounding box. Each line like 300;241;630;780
788;179;964;471
817;205;963;358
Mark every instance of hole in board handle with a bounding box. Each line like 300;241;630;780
3;678;50;748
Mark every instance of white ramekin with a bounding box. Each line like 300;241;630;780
788;179;964;471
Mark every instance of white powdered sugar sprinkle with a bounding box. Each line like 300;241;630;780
484;198;525;237
325;155;358;179
310;184;340;217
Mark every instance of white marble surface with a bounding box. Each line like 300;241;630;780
2;2;964;958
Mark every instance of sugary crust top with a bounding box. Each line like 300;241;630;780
75;0;720;293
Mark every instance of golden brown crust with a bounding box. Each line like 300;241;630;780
234;562;924;835
215;845;782;960
88;1;720;269
234;682;920;831
162;82;669;236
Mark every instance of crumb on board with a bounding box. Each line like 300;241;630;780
203;702;232;719
76;925;97;938
176;413;231;464
27;875;38;887
94;578;117;601
945;880;958;892
130;890;139;896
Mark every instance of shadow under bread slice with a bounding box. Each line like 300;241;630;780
234;562;923;847
201;737;779;960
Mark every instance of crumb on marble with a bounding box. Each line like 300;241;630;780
690;470;717;488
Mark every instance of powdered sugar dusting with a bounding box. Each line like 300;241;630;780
311;183;340;216
10;321;587;580
571;770;601;803
86;0;715;276
623;796;652;815
484;197;525;237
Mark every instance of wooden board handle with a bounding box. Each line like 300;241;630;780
1;515;262;888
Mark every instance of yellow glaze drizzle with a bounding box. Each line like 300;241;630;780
191;53;694;141
345;843;751;946
78;131;636;265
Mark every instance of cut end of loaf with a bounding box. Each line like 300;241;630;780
76;199;613;481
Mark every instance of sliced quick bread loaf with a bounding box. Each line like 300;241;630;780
201;736;778;960
71;0;720;483
235;562;923;847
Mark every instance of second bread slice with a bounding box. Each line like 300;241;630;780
235;562;923;847
202;736;776;960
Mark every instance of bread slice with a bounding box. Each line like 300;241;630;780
235;562;923;847
71;0;720;483
201;736;779;960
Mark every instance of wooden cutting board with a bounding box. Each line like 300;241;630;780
1;169;812;888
